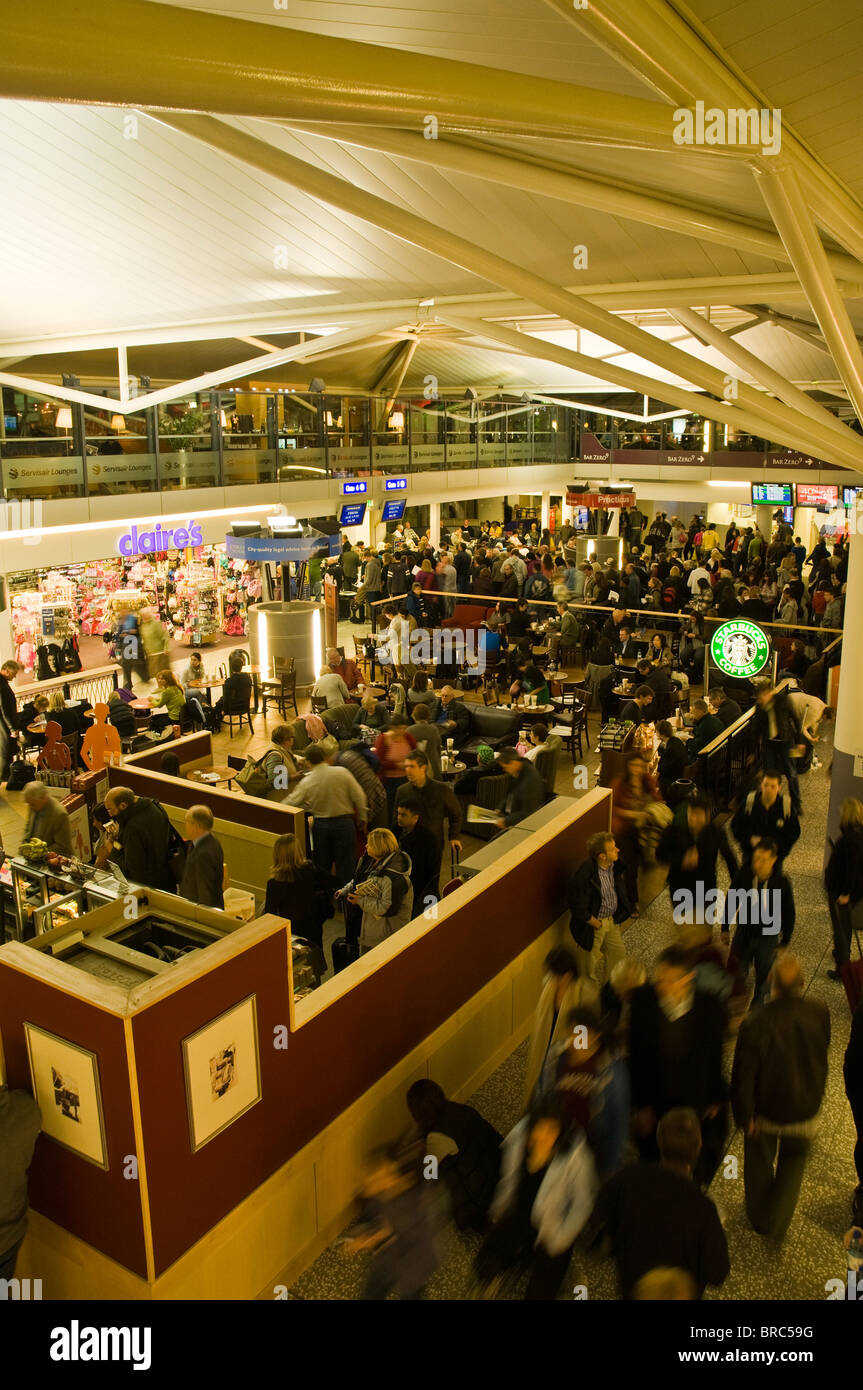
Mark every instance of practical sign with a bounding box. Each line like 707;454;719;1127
384;477;407;491
117;519;204;556
564;492;635;508
342;480;368;495
710;620;770;680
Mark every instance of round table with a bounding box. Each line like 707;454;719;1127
440;761;466;779
186;766;240;788
507;703;555;718
27;721;48;735
185;679;222;692
129;698;152;712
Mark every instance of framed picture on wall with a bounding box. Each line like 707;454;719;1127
181;995;261;1153
24;1023;108;1170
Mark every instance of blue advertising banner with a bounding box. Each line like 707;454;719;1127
225;534;336;562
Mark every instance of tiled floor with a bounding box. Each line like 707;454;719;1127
285;729;859;1301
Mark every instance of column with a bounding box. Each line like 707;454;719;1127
429;501;441;548
541;491;550;533
827;531;862;843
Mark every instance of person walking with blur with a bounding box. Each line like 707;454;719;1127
824;798;863;983
731;953;829;1244
568;832;632;985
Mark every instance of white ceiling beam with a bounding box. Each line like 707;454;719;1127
2;0;734;154
756;168;863;424
281;121;859;279
0;313;409;414
236;335;283;353
547;0;863;268
436;312;863;470
154;112;863;470
669;307;856;447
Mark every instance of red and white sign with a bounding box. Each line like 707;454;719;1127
565;492;636;508
795;483;839;507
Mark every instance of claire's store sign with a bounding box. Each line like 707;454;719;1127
117;519;204;556
710;619;770;679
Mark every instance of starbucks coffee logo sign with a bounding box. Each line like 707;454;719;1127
710;619;770;679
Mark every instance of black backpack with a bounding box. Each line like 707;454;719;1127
7;759;36;790
377;856;411;916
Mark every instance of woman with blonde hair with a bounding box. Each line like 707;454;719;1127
336;826;414;954
825;798;863;981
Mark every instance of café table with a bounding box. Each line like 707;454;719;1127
440;760;467;779
186;766;240;789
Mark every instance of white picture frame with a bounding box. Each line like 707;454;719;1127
181;994;261;1153
24;1022;108;1170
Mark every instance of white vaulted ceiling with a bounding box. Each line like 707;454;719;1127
0;0;862;460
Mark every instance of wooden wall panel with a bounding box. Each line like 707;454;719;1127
0;965;147;1276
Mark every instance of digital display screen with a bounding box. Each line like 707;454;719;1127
795;483;839;507
342;480;368;496
339;503;367;527
751;482;792;505
844;486;860;507
382;499;406;521
384;477;407;492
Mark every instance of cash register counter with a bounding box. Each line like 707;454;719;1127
4;786;611;1300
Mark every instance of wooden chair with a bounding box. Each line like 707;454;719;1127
261;658;298;719
533;746;561;799
310;695;330;716
223;695;253;738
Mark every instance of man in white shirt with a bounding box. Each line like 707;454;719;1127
687;562;711;594
378;606;412;671
312;654;351;708
285;744;367;885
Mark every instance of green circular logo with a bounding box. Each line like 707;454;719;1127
710;619;770;679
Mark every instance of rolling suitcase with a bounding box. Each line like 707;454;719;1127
331;936;360;974
840;916;863;1013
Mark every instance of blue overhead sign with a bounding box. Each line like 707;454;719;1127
342;480;368;495
225;534;335;562
384;477;407;491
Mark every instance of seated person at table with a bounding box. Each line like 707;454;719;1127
212;655;252;730
313;655;351;710
47;690;88;736
510;663;550;707
635;658;676;721
523;723;563;762
407;703;443;779
615;626;642;661
149;670;185;729
708;687;741;731
159;751;181;778
495;748;547;828
407;672;439;722
547;602;580;647
17;694;49;734
331;651;362;693
506;596;533;642
655;721;689;798
358;692;388;732
649;632;674;670
454;743;496;797
687;698;723;757
181;651;207;693
106;689;137;740
435;686;471;745
619;685;655;726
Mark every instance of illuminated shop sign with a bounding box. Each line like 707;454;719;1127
795;484;839;507
710;620;770;679
342;481;368;496
117;519;204;556
384;478;407;491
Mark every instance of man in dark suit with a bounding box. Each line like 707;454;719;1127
656;720;689;798
495;748;546;828
629;945;727;1187
709;687;741;730
180;804;225;909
